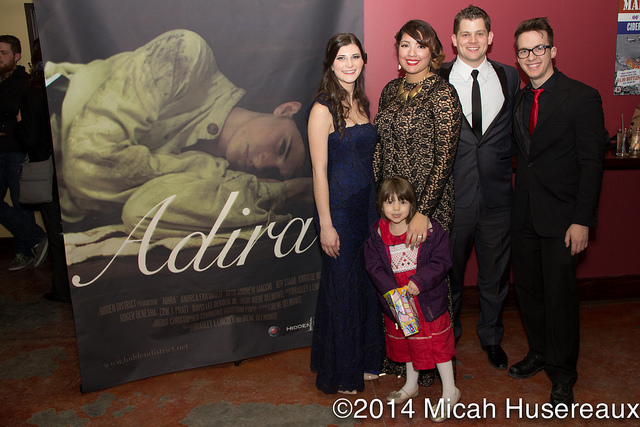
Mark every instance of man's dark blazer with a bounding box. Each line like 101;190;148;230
439;59;520;210
511;71;605;237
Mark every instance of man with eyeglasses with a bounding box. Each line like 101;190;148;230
509;17;605;407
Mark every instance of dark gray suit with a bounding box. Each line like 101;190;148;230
438;59;520;346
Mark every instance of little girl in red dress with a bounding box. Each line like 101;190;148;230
364;176;459;422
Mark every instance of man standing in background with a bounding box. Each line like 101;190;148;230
0;34;47;271
438;5;519;370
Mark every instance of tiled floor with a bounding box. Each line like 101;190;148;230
1;245;639;426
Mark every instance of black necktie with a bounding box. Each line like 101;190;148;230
471;69;482;139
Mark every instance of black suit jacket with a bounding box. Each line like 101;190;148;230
0;65;29;153
439;59;520;209
511;71;605;237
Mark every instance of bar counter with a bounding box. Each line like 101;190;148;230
603;148;640;169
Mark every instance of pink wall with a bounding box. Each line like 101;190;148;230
364;0;639;131
364;0;640;283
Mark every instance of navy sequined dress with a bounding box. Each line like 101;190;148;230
309;100;385;394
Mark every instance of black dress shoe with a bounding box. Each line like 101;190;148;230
481;344;508;370
508;353;545;378
550;383;574;406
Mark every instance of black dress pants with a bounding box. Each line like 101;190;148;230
450;190;510;346
511;207;579;386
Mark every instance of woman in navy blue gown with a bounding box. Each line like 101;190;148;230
308;33;385;394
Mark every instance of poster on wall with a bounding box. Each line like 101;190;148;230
615;0;640;94
33;0;363;392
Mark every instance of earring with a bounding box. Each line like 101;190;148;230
398;63;402;70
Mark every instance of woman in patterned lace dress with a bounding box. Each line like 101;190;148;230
373;19;462;386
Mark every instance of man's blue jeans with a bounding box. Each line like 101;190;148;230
0;153;45;257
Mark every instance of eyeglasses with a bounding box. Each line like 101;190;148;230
516;45;552;59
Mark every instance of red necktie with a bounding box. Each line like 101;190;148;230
529;88;544;137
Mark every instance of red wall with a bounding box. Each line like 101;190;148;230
364;0;640;283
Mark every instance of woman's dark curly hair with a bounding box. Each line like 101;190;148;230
395;19;445;71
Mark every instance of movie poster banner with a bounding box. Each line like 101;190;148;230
33;0;363;392
615;0;640;94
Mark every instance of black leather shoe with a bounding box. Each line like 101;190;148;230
481;344;508;370
508;353;545;378
550;383;574;407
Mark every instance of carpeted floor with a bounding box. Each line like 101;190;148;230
1;244;639;426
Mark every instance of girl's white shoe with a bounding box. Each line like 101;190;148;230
386;387;419;405
430;387;461;423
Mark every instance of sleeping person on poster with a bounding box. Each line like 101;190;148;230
44;29;310;238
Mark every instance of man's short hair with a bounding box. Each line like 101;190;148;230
514;17;554;47
0;35;21;54
453;5;491;34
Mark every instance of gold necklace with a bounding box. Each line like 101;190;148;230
396;73;432;101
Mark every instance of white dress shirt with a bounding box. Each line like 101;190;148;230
449;58;504;135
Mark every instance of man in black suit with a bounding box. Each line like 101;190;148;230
438;5;519;370
508;17;604;407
